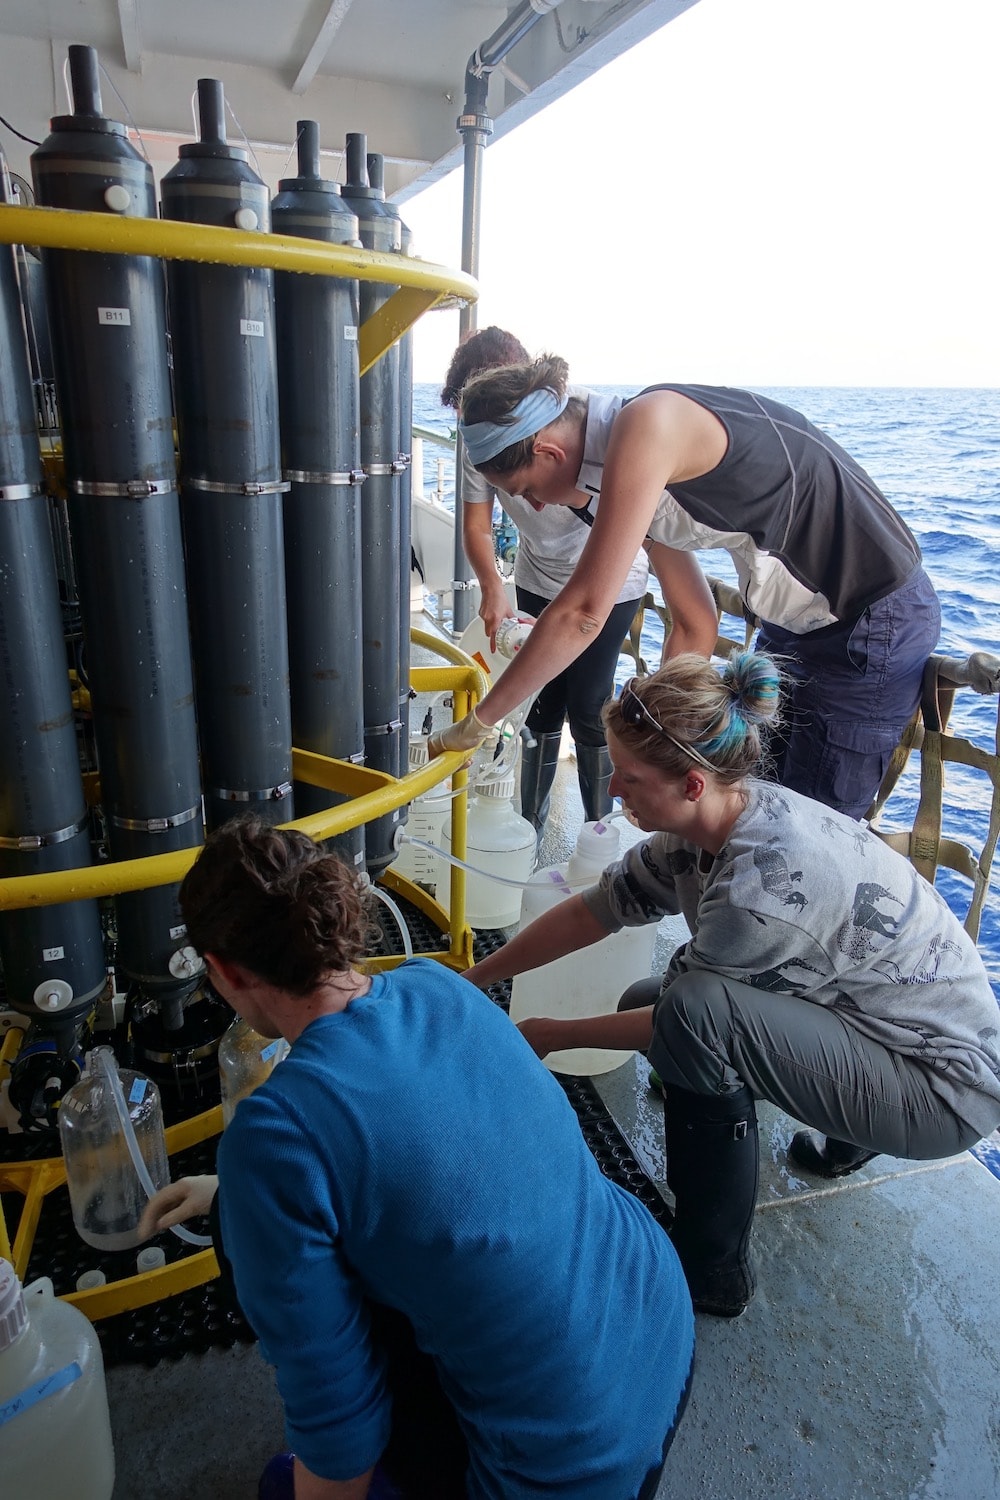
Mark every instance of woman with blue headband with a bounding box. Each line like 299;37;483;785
466;654;1000;1319
428;356;941;820
441;328;650;836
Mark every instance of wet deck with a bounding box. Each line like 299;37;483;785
105;736;1000;1500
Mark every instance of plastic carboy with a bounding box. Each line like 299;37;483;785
0;1258;115;1499
219;1017;290;1126
58;1048;169;1251
457;612;533;680
509;820;658;1074
390;737;452;889
440;774;536;928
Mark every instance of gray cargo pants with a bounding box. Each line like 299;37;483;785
620;970;980;1161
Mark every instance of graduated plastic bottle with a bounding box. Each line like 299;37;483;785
390;737;452;889
58;1048;169;1251
218;1017;290;1126
440;774;536;928
0;1259;115;1499
509;820;658;1074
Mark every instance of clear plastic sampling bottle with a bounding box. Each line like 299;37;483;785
0;1259;115;1500
440;774;536;928
218;1017;289;1126
509;820;658;1075
58;1048;169;1251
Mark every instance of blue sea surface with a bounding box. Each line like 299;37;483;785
413;383;1000;1174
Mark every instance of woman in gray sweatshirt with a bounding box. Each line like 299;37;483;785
466;652;1000;1319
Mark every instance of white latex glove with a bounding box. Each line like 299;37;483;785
138;1174;219;1241
427;707;498;760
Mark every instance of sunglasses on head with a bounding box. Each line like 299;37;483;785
618;679;717;774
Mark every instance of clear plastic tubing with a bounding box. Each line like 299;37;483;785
368;881;414;960
95;1050;211;1248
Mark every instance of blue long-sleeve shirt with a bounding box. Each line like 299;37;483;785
218;958;692;1497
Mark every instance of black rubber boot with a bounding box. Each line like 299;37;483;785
788;1131;878;1179
518;730;562;836
663;1084;759;1319
575;741;613;822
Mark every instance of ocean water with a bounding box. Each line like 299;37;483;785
413;383;1000;1174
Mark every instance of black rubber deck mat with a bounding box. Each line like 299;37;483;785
4;901;667;1366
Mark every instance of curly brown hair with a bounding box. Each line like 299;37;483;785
459;353;584;477
180;816;376;995
440;326;529;410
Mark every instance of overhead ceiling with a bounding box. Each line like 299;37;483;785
0;0;696;199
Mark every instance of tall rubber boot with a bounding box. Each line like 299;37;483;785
663;1083;759;1318
576;741;613;822
518;730;562;836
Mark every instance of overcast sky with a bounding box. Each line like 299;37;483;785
402;0;999;390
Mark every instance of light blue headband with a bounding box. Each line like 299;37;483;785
460;388;569;467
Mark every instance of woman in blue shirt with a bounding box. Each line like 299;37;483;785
141;815;693;1500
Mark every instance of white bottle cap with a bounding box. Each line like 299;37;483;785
475;774;517;800
76;1269;108;1292
408;736;430;769
137;1246;166;1274
573;819;621;866
0;1258;27;1352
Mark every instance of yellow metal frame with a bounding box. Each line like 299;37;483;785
0;204;479;374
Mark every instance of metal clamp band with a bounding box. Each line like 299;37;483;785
284;468;367;486
70;478;176;498
364;463;401;477
451;578;480;592
0;814;89;851
110;803;201;834
210;781;293;803
185;478;291;496
0;482;45;502
364;719;403;737
395;451;412;467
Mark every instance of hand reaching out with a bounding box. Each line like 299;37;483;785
426;708;498;760
138;1174;218;1241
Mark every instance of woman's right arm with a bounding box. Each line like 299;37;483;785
455;391;716;729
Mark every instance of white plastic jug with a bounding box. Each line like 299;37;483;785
0;1259;115;1500
456;614;538;789
391;736;452;889
456;613;533;681
440;774;536;928
509;820;658;1075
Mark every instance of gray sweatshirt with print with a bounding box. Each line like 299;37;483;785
581;783;1000;1137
